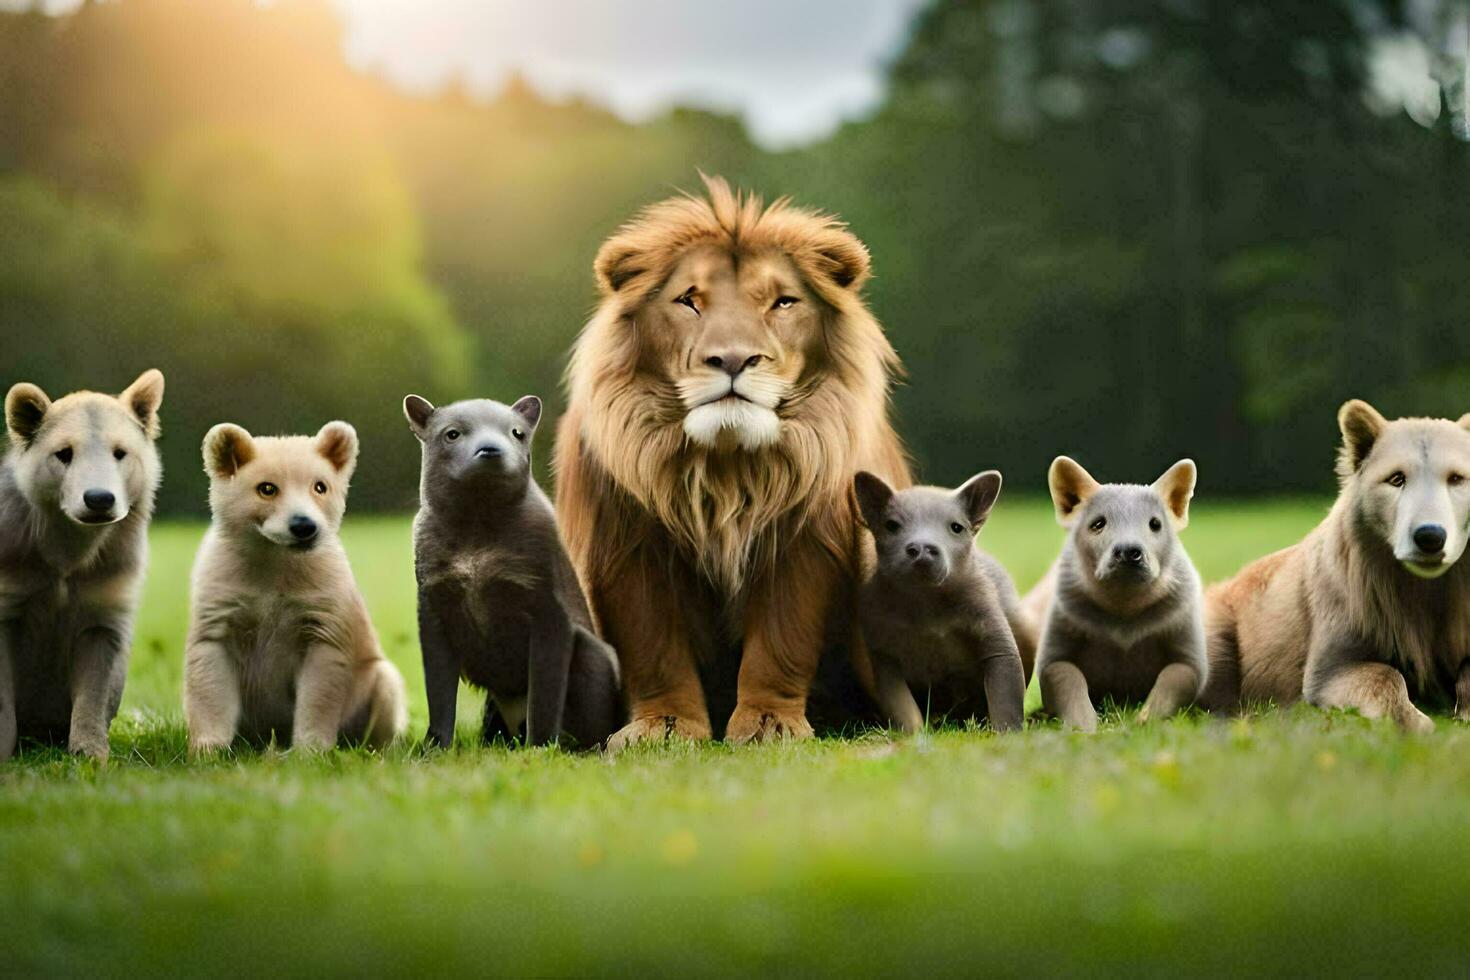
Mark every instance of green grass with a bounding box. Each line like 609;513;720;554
9;498;1470;976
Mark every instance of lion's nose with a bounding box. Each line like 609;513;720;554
703;350;766;378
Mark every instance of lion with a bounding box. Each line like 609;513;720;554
553;175;911;748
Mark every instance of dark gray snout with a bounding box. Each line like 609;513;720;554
1112;543;1146;567
1413;523;1447;555
474;443;503;460
288;515;318;543
82;488;115;514
905;540;941;561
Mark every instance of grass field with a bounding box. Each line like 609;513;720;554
7;498;1470;976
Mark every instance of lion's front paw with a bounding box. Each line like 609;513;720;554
724;704;814;745
606;715;712;754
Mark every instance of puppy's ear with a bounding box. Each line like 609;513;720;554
5;382;51;447
852;471;895;530
1152;459;1197;530
1337;399;1387;475
1457;411;1470;432
315;421;359;477
119;369;165;439
403;395;435;440
202;423;255;479
1049;456;1100;527
511;395;542;432
956;471;1002;529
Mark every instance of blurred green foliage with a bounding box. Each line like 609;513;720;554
1;0;1466;512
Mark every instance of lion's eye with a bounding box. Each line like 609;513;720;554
884;519;901;533
1149;517;1162;532
1387;472;1406;488
113;448;127;461
445;429;460;442
676;288;700;315
511;428;525;441
55;447;73;465
950;522;966;535
773;296;799;311
313;481;328;495
1089;516;1107;533
257;482;278;498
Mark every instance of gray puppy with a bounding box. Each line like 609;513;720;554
1030;456;1206;732
854;470;1030;733
405;394;622;749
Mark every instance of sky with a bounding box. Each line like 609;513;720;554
331;0;932;150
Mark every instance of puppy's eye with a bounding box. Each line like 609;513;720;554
444;429;460;441
55;447;73;465
1089;517;1107;533
676;288;700;315
257;482;278;498
772;296;799;311
1387;472;1406;488
1450;473;1465;487
950;522;966;535
113;448;127;461
313;481;328;495
511;428;525;441
1149;517;1162;532
884;519;901;533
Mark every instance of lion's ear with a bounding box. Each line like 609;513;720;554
1337;399;1387;475
813;228;871;292
594;239;645;295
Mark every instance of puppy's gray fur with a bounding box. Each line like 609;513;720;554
854;470;1030;733
1030;457;1206;732
406;394;621;749
0;370;164;761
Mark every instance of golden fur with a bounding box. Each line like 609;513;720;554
555;175;910;745
1201;402;1470;731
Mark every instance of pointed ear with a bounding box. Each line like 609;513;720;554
5;382;51;447
1337;399;1387;475
852;471;895;530
202;423;255;479
315;421;359;476
956;471;1003;529
511;395;542;432
119;369;164;439
403;395;435;440
1049;456;1100;527
1152;459;1197;530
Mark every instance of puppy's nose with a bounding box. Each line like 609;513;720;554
1413;524;1447;555
702;350;765;379
1113;544;1145;565
288;515;318;541
82;489;115;513
473;444;502;460
905;541;940;561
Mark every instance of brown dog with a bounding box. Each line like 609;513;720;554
554;176;911;748
1201;401;1470;732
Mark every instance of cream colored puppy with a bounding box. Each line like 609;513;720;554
184;421;407;754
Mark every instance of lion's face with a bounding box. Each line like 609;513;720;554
642;244;823;451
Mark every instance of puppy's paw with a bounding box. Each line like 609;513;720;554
606;715;712;754
1399;706;1435;736
68;734;110;763
725;704;814;745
